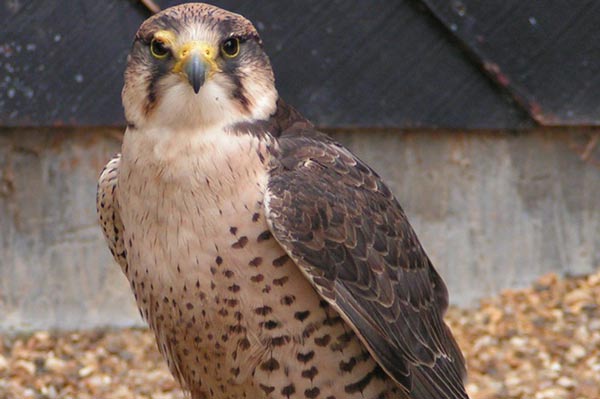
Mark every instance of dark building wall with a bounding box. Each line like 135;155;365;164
3;1;599;128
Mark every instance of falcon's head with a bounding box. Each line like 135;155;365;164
122;3;278;130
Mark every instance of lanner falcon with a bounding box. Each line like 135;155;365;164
97;3;470;399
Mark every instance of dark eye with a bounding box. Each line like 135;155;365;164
150;38;169;59
221;38;240;58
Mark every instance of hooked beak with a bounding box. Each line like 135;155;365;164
184;53;206;94
174;42;218;94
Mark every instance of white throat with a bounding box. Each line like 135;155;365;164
121;121;273;193
132;72;278;133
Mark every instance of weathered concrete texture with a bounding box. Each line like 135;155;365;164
0;128;598;331
0;129;134;332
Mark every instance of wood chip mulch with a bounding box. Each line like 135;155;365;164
1;270;599;399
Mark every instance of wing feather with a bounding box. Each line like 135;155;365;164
96;154;128;272
265;132;469;399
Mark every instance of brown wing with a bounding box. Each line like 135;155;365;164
265;131;469;399
97;154;128;272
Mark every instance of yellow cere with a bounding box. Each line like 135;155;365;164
179;41;216;60
151;30;221;77
173;41;221;76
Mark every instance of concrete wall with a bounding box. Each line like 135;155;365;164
0;128;598;331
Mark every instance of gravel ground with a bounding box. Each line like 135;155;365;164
1;270;598;399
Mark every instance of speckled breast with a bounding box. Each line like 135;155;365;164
117;132;398;399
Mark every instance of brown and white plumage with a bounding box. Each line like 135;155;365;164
97;3;470;399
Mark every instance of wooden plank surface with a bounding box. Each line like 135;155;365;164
422;0;600;125
0;0;529;128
